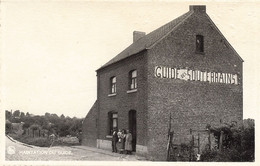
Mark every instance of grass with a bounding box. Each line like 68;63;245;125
8;133;80;147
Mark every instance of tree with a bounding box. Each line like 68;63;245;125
5;120;12;134
60;124;70;137
45;112;50;117
13;110;20;117
5;110;12;120
22;122;30;135
60;114;65;119
20;112;25;118
30;124;40;138
51;114;59;118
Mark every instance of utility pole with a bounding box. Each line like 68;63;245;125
167;113;173;161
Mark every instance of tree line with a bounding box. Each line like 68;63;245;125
6;110;83;141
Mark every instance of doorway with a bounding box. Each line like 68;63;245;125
128;110;136;152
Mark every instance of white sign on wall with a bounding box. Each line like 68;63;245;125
154;66;238;85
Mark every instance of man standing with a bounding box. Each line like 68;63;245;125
112;129;118;153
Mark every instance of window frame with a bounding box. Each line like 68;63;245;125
129;70;137;90
110;76;117;94
196;35;204;54
108;112;118;135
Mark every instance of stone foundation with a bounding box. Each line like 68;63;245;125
97;139;148;156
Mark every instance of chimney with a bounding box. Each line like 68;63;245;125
189;5;206;13
133;31;146;42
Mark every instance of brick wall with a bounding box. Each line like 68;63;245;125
82;101;98;147
146;11;243;160
97;52;148;148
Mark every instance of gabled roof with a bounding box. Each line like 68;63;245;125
97;5;243;71
204;14;244;62
97;11;193;71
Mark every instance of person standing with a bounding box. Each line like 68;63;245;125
117;129;122;153
112;129;118;152
117;129;126;154
125;130;133;154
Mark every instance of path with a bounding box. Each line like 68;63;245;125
5;136;147;161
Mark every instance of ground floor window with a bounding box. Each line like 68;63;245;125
108;112;118;135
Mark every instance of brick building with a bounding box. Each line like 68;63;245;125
82;5;243;160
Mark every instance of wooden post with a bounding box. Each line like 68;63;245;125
189;128;192;161
170;131;174;145
190;135;194;161
198;133;200;154
219;131;223;151
166;113;172;161
208;130;211;151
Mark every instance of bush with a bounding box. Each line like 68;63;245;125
9;134;80;147
201;119;254;162
5;122;12;134
201;148;244;162
26;137;51;147
52;137;80;146
15;135;51;147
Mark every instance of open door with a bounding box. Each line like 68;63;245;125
129;110;136;152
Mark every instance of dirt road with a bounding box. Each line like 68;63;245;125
5;136;146;161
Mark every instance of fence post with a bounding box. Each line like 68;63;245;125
190;134;194;161
219;130;223;151
198;133;200;154
189;129;192;161
166;113;171;161
208;129;211;151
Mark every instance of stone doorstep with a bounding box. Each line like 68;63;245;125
72;146;147;161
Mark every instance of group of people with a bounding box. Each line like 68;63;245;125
112;129;133;154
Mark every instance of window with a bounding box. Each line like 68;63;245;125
108;112;118;135
196;35;204;53
129;70;137;90
110;76;116;94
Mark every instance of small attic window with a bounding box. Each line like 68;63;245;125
196;35;204;53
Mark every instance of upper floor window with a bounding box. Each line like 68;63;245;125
129;70;137;90
110;76;116;94
196;35;204;53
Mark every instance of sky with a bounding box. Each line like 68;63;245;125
1;0;260;119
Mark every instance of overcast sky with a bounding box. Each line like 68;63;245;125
1;1;260;119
